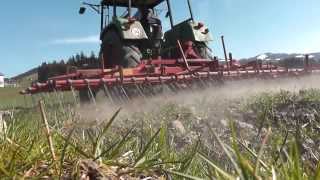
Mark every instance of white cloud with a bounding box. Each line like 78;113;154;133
52;35;100;44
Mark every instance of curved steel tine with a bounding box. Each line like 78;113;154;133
147;82;156;97
165;83;175;95
137;84;145;96
198;76;209;88
183;79;195;93
70;85;79;106
114;85;125;104
190;76;205;90
52;89;65;115
120;85;131;102
167;82;178;94
139;82;151;97
103;84;115;105
87;85;97;105
207;74;216;86
135;84;147;99
159;81;171;98
174;81;182;91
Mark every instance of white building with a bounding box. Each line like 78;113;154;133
0;72;4;88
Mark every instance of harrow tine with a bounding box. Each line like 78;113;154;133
198;76;209;88
138;83;151;97
147;82;159;97
135;84;147;99
174;81;183;91
58;90;69;116
53;89;62;107
102;84;115;105
120;85;131;102
160;82;177;99
87;85;97;106
70;85;79;106
189;76;206;90
147;83;156;97
207;74;216;86
183;79;195;93
113;85;126;104
167;82;179;93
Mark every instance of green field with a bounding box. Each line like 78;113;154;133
0;88;33;109
0;78;320;179
0;72;38;109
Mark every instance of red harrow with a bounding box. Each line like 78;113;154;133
21;40;320;100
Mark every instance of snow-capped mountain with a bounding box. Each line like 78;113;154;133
244;52;320;61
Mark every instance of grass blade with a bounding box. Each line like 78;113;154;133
198;152;235;180
207;123;243;178
94;108;121;157
180;139;200;172
94;127;134;161
59;128;75;179
236;139;270;171
134;128;161;167
314;161;320;180
167;170;205;180
0;162;10;177
272;166;277;180
254;127;271;176
57;133;93;159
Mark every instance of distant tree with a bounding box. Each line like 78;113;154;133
38;62;49;83
38;52;100;82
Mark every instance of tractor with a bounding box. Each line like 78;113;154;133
23;0;320;103
79;0;213;68
77;0;213;101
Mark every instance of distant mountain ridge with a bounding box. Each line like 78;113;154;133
243;52;320;61
12;67;38;80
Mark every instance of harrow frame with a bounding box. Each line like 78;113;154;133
22;56;320;95
22;39;320;97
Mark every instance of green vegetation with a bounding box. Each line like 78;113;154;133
0;88;33;110
0;87;74;110
15;72;37;88
0;88;319;179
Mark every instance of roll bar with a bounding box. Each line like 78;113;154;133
79;0;195;32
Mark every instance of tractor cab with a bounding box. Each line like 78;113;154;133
94;0;164;43
80;0;213;68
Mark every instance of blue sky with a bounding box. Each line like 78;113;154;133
0;0;319;77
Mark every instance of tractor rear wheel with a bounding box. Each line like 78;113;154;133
79;29;142;104
101;29;142;68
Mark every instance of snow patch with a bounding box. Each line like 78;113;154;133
257;54;268;60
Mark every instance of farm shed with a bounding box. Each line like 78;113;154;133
0;72;4;88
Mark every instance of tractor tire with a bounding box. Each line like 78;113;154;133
79;29;142;105
101;29;142;68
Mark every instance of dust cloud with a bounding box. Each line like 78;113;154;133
76;75;320;122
